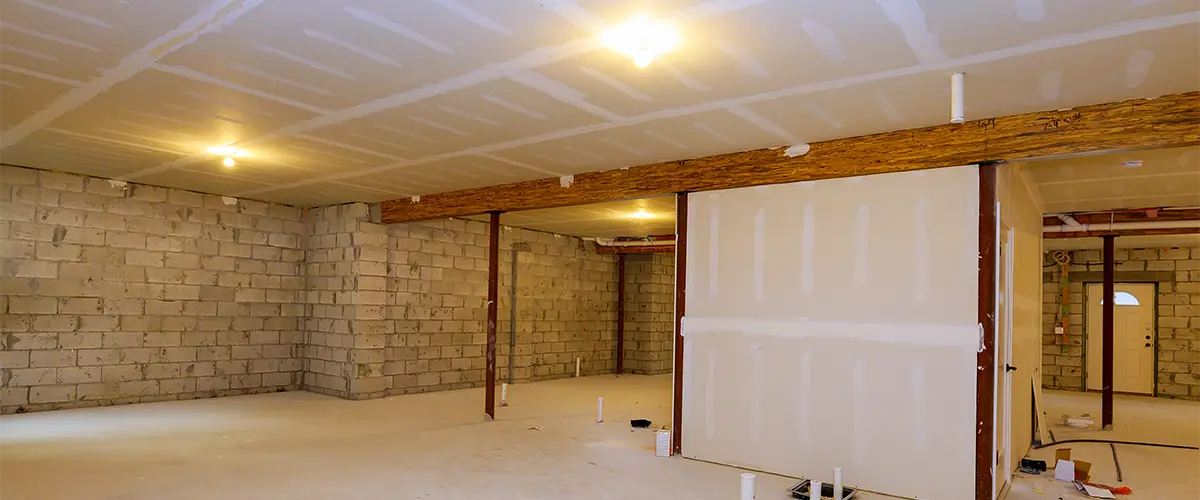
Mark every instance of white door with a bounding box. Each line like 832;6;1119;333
994;226;1014;495
1086;283;1155;394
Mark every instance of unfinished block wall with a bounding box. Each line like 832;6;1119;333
0;166;305;414
1042;247;1200;400
623;252;675;375
308;206;619;399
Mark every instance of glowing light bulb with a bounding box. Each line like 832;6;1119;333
223;156;235;167
628;209;653;219
602;16;679;68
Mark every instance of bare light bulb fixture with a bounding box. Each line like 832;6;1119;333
628;209;654;219
602;16;679;68
207;145;249;168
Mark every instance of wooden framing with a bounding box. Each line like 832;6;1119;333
1043;208;1200;226
594;244;676;254
976;163;998;500
1044;227;1199;239
381;92;1199;223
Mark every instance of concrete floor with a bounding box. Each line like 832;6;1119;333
1005;390;1200;500
3;374;867;500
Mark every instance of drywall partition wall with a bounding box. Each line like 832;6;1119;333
682;166;980;500
996;163;1045;476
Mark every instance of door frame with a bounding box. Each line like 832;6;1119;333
994;224;1015;495
1081;281;1159;396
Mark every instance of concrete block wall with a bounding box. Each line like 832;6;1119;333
1042;247;1200;400
623;253;675;375
1;166;305;413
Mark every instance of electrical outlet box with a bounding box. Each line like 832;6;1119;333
1054;327;1064;335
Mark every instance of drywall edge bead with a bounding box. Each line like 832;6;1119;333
680;316;979;347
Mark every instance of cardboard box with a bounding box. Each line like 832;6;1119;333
1074;460;1092;482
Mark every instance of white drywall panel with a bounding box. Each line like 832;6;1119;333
682;166;980;500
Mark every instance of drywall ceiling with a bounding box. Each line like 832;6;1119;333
1026;146;1200;213
466;195;675;238
1;0;1198;207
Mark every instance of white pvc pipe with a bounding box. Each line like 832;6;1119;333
950;72;965;123
500;383;508;407
1042;220;1200;233
811;480;823;500
740;473;756;500
833;468;843;499
597;397;604;423
1057;214;1080;227
576;357;581;377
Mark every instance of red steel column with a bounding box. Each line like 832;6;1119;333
485;211;500;420
672;192;688;454
616;253;626;375
976;163;997;500
1101;235;1116;428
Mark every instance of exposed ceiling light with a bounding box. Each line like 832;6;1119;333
1122;160;1143;168
602;16;679;68
207;145;248;168
628;209;655;219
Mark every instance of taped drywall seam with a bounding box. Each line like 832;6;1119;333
749;343;765;441
801;201;815;295
752;207;765;302
705;348;716;439
709;205;719;298
852;356;867;466
681;317;979;348
798;349;813;447
854;204;870;284
915;197;929;302
912;361;928;452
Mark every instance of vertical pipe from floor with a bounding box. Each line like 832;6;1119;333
1101;234;1116;429
673;192;689;455
616;253;626;375
976;163;998;500
485;211;501;420
508;247;519;385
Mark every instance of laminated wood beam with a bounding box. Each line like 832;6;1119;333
1042;208;1200;226
1043;227;1200;238
382;92;1200;223
594;244;676;254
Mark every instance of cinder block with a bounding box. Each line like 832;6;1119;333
30;385;75;404
39;171;84;192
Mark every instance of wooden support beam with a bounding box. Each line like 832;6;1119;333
382;92;1199;223
616;254;625;375
672;192;688;455
1102;235;1116;429
1043;227;1200;239
485;211;500;420
1042;208;1200;226
594;244;677;254
976;163;998;500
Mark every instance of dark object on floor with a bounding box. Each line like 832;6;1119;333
630;419;652;428
788;479;857;499
1019;458;1047;474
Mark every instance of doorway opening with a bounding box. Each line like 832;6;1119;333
1084;283;1157;395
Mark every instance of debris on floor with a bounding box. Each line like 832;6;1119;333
1019;458;1047;474
1073;481;1117;498
631;419;652;428
786;479;857;499
527;425;544;431
1063;413;1095;428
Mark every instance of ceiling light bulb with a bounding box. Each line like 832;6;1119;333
602;16;679;68
629;209;653;219
223;156;235;167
